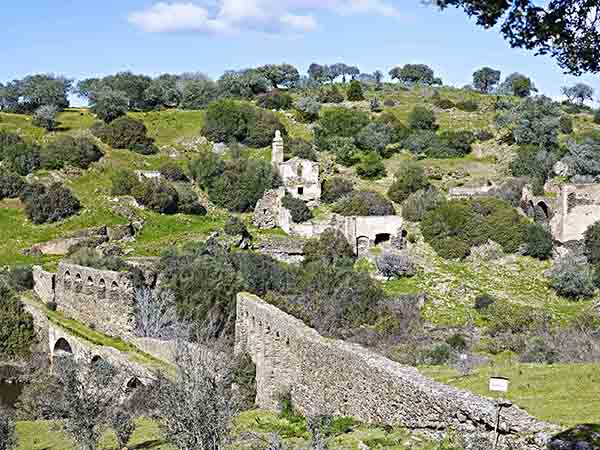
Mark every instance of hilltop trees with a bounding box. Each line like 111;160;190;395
472;67;501;93
90;89;129;123
307;63;361;84
0;74;71;114
256;64;300;89
499;73;537;97
389;64;439;86
561;83;594;105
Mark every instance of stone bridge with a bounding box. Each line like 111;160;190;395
235;293;554;449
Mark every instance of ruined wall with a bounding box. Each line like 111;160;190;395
254;235;307;264
278;158;321;202
550;184;600;244
54;263;135;338
235;293;553;447
448;184;495;199
33;266;55;304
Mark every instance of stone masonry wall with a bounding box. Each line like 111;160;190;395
235;293;554;447
550;184;600;244
54;262;136;338
33;266;55;304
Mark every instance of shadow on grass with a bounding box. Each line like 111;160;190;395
130;439;165;450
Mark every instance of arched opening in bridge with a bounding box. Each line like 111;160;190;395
125;377;143;393
91;355;103;364
375;233;391;246
53;338;73;355
537;201;550;219
87;276;94;287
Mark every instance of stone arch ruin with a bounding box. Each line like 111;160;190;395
356;236;371;257
375;233;391;246
53;337;73;357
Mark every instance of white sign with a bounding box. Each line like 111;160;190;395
489;377;509;393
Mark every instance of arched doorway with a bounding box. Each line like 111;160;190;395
375;233;392;246
53;338;73;355
356;236;370;257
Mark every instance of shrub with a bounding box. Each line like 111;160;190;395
446;333;467;352
189;152;225;190
355;152;387;179
370;97;383;113
32;105;59;130
245;108;288;148
317;86;344;104
594;109;600;125
328;137;360;166
1;142;41;175
333;190;395;216
423;343;452;365
90;89;129;123
0;281;34;358
159;162;188;182
388;162;429;204
455;100;479;112
525;223;553;260
408;106;438;131
475;129;495;142
256;90;292;110
287;138;317;161
520;337;559;364
133;178;179;214
315;108;369;147
294;97;321;122
175;184;206;215
584;221;600;264
69;247;128;272
560;116;574;134
322;177;354;204
21;183;81;224
41;135;103;170
94;116;155;152
355;122;394;155
347;80;365;101
376;252;416;280
0;171;25;200
433;130;475;158
474;294;495;310
282;194;313;223
303;229;354;266
110;169;140;196
383;98;396;107
549;255;595;299
401;186;446;222
224;216;250;238
403;130;439;156
433;98;455;110
4;265;33;292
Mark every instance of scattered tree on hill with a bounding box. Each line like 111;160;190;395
256;64;300;89
389;64;436;85
499;73;537;97
472;67;501;93
525;223;553;260
549;254;595;299
332;190;394;216
21;183;81;224
32;104;59;130
0;279;34;358
408;106;438;131
388;162;429;204
89;89;129;123
180;79;219;109
0;74;71;113
304;228;355;266
347;80;365;101
355;152;387;179
308;63;328;83
41;135;103;170
432;0;600;75
561;83;594;105
218;69;269;99
92;116;156;154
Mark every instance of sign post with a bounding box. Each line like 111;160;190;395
489;376;510;450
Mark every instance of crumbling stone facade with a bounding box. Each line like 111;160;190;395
33;266;55;304
448;182;496;199
254;235;307;264
53;263;136;338
235;293;554;448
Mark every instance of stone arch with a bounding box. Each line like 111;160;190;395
87;276;94;286
64;271;72;290
111;281;119;290
537;201;550;219
375;233;392;246
91;355;103;364
53;337;73;355
356;236;370;257
74;273;82;293
98;279;106;299
125;377;143;392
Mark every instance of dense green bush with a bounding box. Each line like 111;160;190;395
294;97;321;122
208;157;279;212
315;108;369;149
370;97;383;113
159;162;188;182
0;281;34;358
41;135;103;170
110;168;140;196
201;99;286;148
21;183;81;224
286;138;317;161
433;130;475;158
402;130;438;156
0;171;25;200
303;228;355;266
256;90;292;110
317;86;344;104
189;152;225;190
224;215;250;238
282;194;313;223
69;247;128;272
401;187;446;222
93;116;156;153
525;223;553;260
560;116;574;134
455;100;479;112
549;255;595;299
1;142;41;175
584;221;600;265
133;178;179;214
354;122;394;155
174;184;206;215
510;144;556;187
474;293;495;310
333;190;394;216
347;80;364;101
387;162;429;204
328;137;360;166
376;112;410;144
3;265;33;292
322;177;354;204
355;153;387;179
421;198;526;259
433;98;455;110
408;106;438;131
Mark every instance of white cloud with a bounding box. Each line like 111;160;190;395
128;0;403;35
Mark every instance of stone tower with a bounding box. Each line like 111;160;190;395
272;130;284;167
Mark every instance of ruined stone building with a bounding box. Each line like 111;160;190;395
272;130;321;202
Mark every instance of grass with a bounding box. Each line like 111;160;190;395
130;109;205;147
422;362;600;428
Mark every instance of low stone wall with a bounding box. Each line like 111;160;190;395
33;266;55;304
254;236;307;264
235;293;554;448
54;263;136;338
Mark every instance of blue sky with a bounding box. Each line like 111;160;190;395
2;0;598;104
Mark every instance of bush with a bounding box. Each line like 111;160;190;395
315;108;370;148
32;105;59;130
69;247;128;272
383;98;396;107
21;183;81;224
256;90;292;110
4;265;33;292
421;198;526;259
549;255;595;299
282;194;313;223
388;162;429;203
376;252;416;280
475;129;495;142
584;221;600;265
423;343;452;365
354;122;393;155
433;130;474;158
287;138;317;161
224;216;250;238
525;223;553;260
175;184;206;215
408;106;438;131
347;80;365;101
355;153;387;179
317;86;344;104
455;100;479;112
333;190;395;216
1;142;41;176
245;108;288;148
560;116;574;134
133;178;179;214
41;135;103;170
93;116;155;152
294;96;321;123
90;89;129;123
594;109;600;125
402;130;438;156
322;177;354;204
370;98;383;113
474;294;495;310
189;152;225;190
328;137;360;166
111;169;140;196
303;228;354;266
433;98;455;110
0;171;25;200
401;186;446;222
159;162;188;182
446;333;467;352
0;282;34;358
